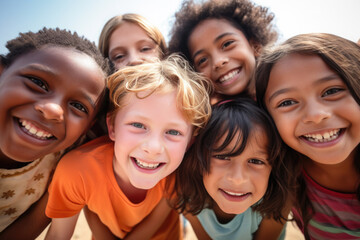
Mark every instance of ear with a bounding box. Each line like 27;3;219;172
106;113;116;141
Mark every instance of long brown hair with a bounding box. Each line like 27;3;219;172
255;33;360;238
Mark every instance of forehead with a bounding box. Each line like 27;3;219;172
216;124;268;149
268;53;336;87
3;46;105;96
189;18;247;47
109;22;152;46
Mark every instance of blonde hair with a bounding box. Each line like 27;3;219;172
98;13;167;59
107;54;212;134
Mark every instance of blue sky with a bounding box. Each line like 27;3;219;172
0;0;359;54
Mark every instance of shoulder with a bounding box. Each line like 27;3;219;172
58;136;113;166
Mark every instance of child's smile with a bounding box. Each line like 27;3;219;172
131;156;164;171
265;53;360;165
0;47;105;166
188;18;257;96
203;127;271;214
109;90;193;190
18;118;55;140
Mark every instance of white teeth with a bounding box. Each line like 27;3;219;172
303;129;340;143
19;119;53;139
219;69;240;83
135;159;160;169
223;190;246;196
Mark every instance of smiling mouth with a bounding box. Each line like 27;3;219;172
222;189;250;197
132;157;162;170
18;118;55;140
218;68;241;84
301;129;342;143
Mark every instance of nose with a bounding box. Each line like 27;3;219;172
127;51;144;66
213;53;228;70
227;164;248;185
302;101;331;124
141;133;164;156
35;102;64;122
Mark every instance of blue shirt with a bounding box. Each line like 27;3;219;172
197;207;262;240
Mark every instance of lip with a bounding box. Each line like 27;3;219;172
216;67;242;87
299;128;344;148
131;157;164;174
219;188;251;202
14;117;57;146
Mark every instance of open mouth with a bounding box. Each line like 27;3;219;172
131;157;163;170
218;68;241;84
221;189;251;199
301;128;342;143
18;118;55;140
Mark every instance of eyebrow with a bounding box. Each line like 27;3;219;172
24;64;97;110
192;32;235;60
25;64;57;77
267;73;341;103
109;39;156;53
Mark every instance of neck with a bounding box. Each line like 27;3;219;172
0;151;31;169
303;150;359;193
213;203;236;224
113;157;147;204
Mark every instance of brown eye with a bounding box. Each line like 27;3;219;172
28;76;48;91
70;102;88;113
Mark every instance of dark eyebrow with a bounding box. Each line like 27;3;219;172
23;64;97;110
78;91;97;110
24;64;57;77
267;73;341;103
192;32;235;60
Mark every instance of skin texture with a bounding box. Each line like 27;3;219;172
203;127;271;221
188;18;257;96
187;127;284;240
108;22;161;70
0;47;105;169
0;46;105;239
265;53;360;192
46;90;193;239
265;53;360;166
107;90;193;203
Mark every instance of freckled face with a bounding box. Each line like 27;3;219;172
0;47;105;164
108;91;193;190
188;18;257;96
265;54;360;165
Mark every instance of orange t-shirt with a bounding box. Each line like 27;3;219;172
46;136;180;239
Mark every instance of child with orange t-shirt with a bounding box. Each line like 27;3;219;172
44;55;212;239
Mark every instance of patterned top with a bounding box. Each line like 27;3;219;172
0;152;60;231
293;171;360;240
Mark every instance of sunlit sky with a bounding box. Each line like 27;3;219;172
0;0;359;54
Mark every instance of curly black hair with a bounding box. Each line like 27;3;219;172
1;27;110;76
168;0;278;64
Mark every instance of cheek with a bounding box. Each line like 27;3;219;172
167;141;188;162
255;169;271;194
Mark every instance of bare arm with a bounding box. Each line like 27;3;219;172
124;198;173;240
184;213;211;240
0;192;51;240
83;206;118;240
45;214;79;240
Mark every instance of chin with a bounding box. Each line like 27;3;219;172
132;180;159;190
